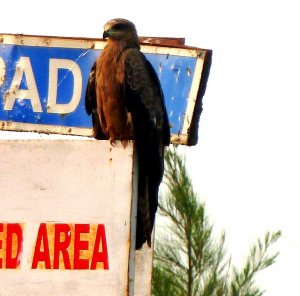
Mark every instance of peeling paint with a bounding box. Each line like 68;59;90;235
0;57;6;87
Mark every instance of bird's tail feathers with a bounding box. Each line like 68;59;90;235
137;177;152;248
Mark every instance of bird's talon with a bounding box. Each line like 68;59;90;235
110;138;116;147
121;140;128;148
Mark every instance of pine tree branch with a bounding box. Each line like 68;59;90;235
230;231;281;296
152;147;281;296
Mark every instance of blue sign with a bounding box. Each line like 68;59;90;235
0;36;204;141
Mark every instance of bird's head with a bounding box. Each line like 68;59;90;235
102;18;139;47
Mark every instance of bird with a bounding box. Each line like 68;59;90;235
85;18;170;250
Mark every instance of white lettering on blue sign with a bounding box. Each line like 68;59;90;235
4;57;42;112
0;43;197;136
47;59;82;114
3;57;82;115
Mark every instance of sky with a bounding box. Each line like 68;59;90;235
1;0;300;294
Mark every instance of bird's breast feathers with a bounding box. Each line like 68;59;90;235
95;47;133;144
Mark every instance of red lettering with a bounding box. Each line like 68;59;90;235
54;224;71;269
31;223;109;270
6;224;23;269
74;224;90;269
31;223;51;269
91;224;109;270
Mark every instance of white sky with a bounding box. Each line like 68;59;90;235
2;0;300;294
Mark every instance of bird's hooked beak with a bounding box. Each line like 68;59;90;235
103;30;110;40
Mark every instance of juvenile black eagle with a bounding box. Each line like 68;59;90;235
85;18;170;249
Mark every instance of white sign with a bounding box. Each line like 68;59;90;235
0;140;141;295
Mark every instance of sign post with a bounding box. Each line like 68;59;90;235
0;34;211;295
0;34;211;145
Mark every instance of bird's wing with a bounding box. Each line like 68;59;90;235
123;48;170;148
85;62;106;140
123;48;170;248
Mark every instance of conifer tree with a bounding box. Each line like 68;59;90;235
152;147;280;296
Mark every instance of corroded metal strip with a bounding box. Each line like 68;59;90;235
0;121;93;137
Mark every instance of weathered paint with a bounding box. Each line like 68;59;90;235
0;223;24;269
0;34;211;145
0;140;138;295
134;238;154;296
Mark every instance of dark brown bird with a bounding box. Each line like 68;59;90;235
85;18;170;249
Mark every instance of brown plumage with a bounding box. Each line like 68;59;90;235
85;18;170;249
